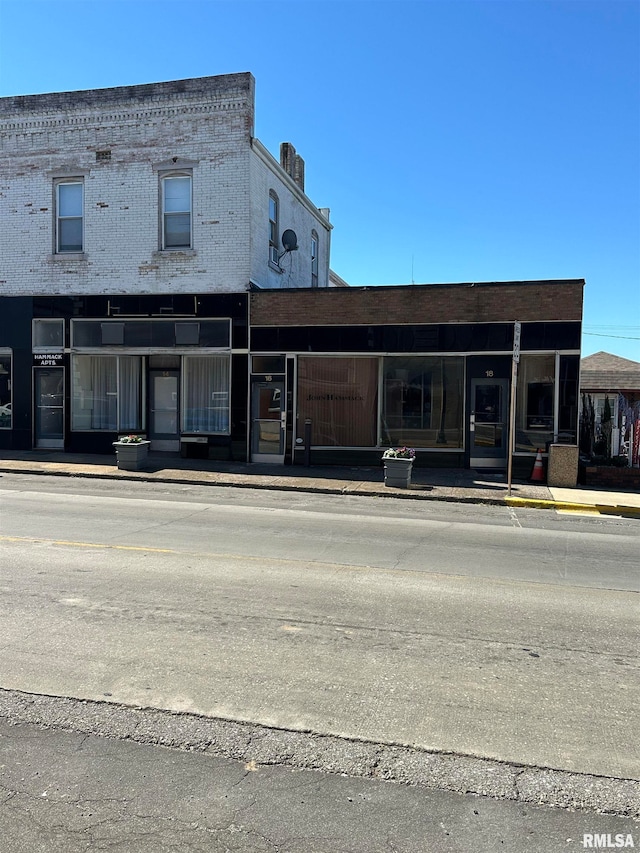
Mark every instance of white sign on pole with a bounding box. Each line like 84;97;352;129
513;321;521;364
507;321;521;496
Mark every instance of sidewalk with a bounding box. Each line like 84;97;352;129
1;449;639;516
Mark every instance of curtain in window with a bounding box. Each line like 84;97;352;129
73;356;131;431
297;357;378;446
184;356;230;433
91;357;117;429
119;357;142;430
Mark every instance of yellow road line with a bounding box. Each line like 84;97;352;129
1;535;633;595
0;535;174;554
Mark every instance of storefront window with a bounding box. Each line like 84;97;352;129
298;357;378;446
0;353;11;429
72;355;142;431
183;356;230;433
515;354;555;452
382;357;464;448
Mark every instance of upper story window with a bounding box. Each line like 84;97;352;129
311;230;319;288
269;191;279;267
56;180;83;253
162;174;192;249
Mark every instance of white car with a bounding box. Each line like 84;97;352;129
0;402;11;417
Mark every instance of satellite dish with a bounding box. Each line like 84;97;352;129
281;229;298;252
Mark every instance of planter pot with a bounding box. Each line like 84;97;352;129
383;457;413;488
547;443;579;487
113;440;151;471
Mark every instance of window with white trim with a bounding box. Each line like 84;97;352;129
56;180;83;253
162;174;192;249
311;230;319;288
269;191;279;266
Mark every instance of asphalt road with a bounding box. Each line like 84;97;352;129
2;716;638;853
0;473;638;834
1;474;637;766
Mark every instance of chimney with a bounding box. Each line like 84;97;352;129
280;142;296;178
294;154;305;192
280;142;305;191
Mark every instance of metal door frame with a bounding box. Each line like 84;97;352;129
251;379;286;464
469;377;509;468
34;366;65;449
149;368;180;451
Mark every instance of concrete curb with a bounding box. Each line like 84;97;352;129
506;496;640;518
0;464;538;507
0;464;486;501
2;463;637;516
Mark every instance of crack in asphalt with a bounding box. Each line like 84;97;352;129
1;780;281;851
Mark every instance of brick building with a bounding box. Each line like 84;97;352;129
0;74;584;472
0;74;331;456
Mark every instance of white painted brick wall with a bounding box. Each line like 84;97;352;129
248;142;331;289
0;74;330;297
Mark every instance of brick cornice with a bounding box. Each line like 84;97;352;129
0;73;254;133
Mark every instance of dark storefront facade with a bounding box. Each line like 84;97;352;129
248;281;584;476
0;280;583;474
0;293;248;460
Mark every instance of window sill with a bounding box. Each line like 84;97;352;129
152;249;197;258
268;260;283;273
50;252;88;262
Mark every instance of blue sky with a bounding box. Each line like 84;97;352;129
1;0;638;360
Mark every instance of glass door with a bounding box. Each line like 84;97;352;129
149;369;180;451
251;380;285;463
469;378;509;468
34;368;64;448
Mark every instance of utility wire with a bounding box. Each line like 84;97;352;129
583;332;640;340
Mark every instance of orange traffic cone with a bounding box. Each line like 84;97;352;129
531;449;545;482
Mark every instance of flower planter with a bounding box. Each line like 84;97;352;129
383;457;414;488
113;440;151;471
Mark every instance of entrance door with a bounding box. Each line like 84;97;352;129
251;380;285;463
149;369;180;451
35;368;64;448
470;378;509;468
